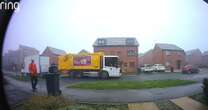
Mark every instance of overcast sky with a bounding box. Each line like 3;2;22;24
3;0;208;55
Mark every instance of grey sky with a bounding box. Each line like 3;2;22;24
3;0;208;55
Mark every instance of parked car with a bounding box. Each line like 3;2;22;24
141;64;154;73
182;65;199;74
153;64;166;72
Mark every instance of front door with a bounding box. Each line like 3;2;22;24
176;60;181;69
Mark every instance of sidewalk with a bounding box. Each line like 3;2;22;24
128;97;208;110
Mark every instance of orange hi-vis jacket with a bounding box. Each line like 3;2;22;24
29;63;37;76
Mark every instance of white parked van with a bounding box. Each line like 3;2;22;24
24;55;50;74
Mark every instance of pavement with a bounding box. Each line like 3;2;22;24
171;97;208;110
128;102;160;110
128;97;208;110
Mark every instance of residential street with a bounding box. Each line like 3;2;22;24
3;68;208;104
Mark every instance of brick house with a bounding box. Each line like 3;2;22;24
93;37;139;74
153;43;186;70
186;49;202;67
2;45;39;71
139;49;153;66
41;46;66;65
202;51;208;67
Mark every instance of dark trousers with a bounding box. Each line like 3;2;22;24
30;75;38;90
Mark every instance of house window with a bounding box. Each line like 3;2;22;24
126;38;135;45
127;50;137;56
166;51;171;56
97;39;106;45
129;62;135;67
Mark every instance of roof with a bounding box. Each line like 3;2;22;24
93;37;139;46
186;49;201;55
78;49;90;54
19;44;39;52
47;46;66;55
155;43;184;51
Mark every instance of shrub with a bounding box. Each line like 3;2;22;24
203;78;208;98
22;95;72;110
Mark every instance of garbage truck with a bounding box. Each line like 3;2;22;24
58;52;121;79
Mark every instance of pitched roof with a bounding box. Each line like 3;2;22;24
155;43;184;51
19;44;39;52
93;37;139;46
78;49;90;54
47;46;66;55
186;49;201;55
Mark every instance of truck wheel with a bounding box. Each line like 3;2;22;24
100;71;109;79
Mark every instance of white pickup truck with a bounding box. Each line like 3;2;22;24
141;64;154;73
152;64;166;72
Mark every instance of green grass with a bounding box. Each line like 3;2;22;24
190;93;208;105
14;95;72;110
14;95;128;110
155;100;183;110
67;79;196;90
59;104;128;110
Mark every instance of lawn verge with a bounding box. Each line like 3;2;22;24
67;79;196;90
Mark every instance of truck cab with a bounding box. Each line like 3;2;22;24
101;56;121;78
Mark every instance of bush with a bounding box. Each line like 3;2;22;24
203;78;208;97
21;95;72;110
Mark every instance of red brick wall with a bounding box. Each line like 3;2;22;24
163;51;186;70
202;55;208;67
152;46;185;70
139;50;154;66
153;46;164;65
94;46;138;74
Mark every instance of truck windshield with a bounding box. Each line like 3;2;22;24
105;57;118;67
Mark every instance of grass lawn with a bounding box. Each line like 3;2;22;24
14;95;128;110
189;93;208;105
59;104;128;110
67;79;196;90
155;100;183;110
